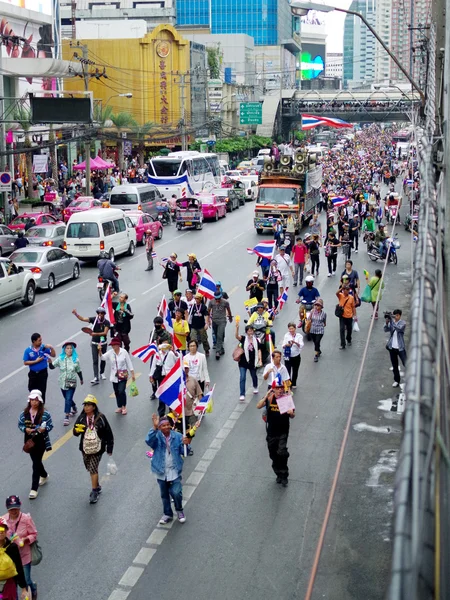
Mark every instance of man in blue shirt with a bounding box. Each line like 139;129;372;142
297;275;320;305
23;332;56;402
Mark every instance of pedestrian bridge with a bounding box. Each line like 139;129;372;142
282;89;422;123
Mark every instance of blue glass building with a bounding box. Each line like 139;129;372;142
177;0;293;46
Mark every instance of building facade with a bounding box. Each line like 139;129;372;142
325;52;343;79
343;0;376;88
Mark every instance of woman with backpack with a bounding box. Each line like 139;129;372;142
18;390;53;500
0;518;28;600
73;395;114;504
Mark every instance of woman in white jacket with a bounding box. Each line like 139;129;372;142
149;343;178;417
98;337;135;415
184;340;210;392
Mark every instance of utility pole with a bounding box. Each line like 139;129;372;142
179;73;187;151
0;50;7;217
81;44;91;195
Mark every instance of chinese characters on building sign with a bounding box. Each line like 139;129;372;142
156;41;171;125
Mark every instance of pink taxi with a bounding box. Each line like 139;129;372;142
9;213;62;231
63;196;103;222
126;211;163;244
198;193;227;221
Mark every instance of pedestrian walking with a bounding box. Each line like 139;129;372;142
310;298;327;362
235;323;262;401
144;231;154;271
72;307;110;384
275;246;294;296
266;260;282;312
181;361;203;430
291;237;309;286
73;395;114;504
325;231;340;276
308;234;321;276
0;518;28;600
256;381;295;487
263;350;290;388
18;390;53;499
181;253;201;290
208;291;233;360
163;253;182;294
48;341;83;426
23;333;56;403
145;413;190;524
150;316;173;347
149;343;178;414
98;337;135;415
173;308;190;354
282;323;304;389
113;293;134;352
184;340;210;392
336;285;356;349
189;293;211;356
2;495;38;599
384;309;407;387
364;268;384;319
168;290;188;320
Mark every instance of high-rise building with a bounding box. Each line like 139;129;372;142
325;53;343;79
343;0;376;88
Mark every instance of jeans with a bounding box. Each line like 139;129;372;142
351;233;359;250
239;366;258;396
23;562;37;594
389;348;407;383
293;263;304;285
327;254;337;274
311;333;323;354
340;317;353;347
157;476;183;517
266;284;279;310
212;321;226;353
91;343;106;379
28;369;48;402
190;327;210;353
266;433;289;479
30;446;47;491
113;380;127;408
285;354;301;386
310;254;320;275
342;243;352;261
61;387;76;414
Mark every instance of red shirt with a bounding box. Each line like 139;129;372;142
292;243;308;264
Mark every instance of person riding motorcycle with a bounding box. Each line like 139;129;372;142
375;223;388;258
296;275;320;305
156;200;171;224
247;302;275;348
97;251;120;292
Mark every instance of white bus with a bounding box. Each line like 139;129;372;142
148;151;221;198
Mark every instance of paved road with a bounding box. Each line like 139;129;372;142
0;196;411;600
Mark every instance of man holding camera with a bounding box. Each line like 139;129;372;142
384;309;407;387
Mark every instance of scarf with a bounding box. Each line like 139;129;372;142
243;334;257;364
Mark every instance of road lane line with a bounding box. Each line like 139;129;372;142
130;298;136;304
133;548;156;566
55;330;84;348
217;240;231;250
228;286;239;296
109;372;142;398
13;298;49;316
233;232;246;239
157;232;188;248
0;365;27;385
57;279;91;295
119;566;144;588
142;282;164;296
199;251;213;260
107;591;130;600
43;428;73;461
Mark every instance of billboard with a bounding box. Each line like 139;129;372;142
300;43;326;80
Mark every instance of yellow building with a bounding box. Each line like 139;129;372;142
62;24;191;134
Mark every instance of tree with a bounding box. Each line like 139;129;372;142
132;121;155;167
14;106;36;198
110;112;137;170
48;125;58;182
207;47;221;79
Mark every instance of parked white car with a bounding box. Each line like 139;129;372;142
0;257;36;310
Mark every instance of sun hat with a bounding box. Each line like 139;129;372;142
187;253;197;259
83;394;98;405
194;292;203;299
62;341;77;349
315;298;324;307
214;291;223;299
28;390;44;403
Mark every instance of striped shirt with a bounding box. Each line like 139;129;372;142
309;309;327;335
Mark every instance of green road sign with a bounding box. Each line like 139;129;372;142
239;102;262;125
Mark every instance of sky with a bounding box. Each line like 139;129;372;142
323;0;353;53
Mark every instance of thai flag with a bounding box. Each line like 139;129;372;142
156;358;183;414
277;288;288;311
194;385;215;413
197;268;216;300
301;114;353;130
405;179;413;186
132;342;159;363
247;240;276;260
160;296;174;336
101;284;115;325
331;196;349;208
151;251;157;258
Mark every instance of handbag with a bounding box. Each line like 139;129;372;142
115;355;128;381
361;284;372;303
232;345;244;362
30;540;43;566
335;297;349;318
23;437;35;454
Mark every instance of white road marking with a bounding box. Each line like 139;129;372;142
56;329;84;348
157;232;188;248
146;529;168;545
217;240;231;250
13;298;49;316
107;590;130;600
127;254;141;261
129;298;136;304
199;251;213;260
118;566;144;588
142;282;164;296
0;365;27;385
133;547;156;566
233;231;246;239
57;279;91;295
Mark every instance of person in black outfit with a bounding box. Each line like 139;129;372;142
308;234;321;276
256;381;295;487
112;293;134;352
325;232;340;276
0;519;28;599
246;270;266;302
150;316;173;346
266;260;281;311
181;254;201;290
168;290;188;319
163;253;182;293
72;307;110;384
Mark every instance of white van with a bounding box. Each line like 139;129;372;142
64;208;137;260
109;184;163;217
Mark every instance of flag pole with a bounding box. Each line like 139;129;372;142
268;334;275;385
198;384;215;426
180;358;187;457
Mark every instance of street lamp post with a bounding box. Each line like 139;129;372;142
290;1;426;106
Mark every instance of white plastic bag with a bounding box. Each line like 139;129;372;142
353;320;360;332
106;457;118;475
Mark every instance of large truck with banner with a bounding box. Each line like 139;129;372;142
253;150;322;234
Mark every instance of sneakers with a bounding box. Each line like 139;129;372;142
90;378;99;385
253;388;259;394
314;355;319;362
29;490;38;499
327;273;332;277
239;395;245;401
159;515;173;524
219;348;225;355
339;346;346;350
100;374;106;380
355;249;358;253
215;352;220;360
293;283;297;287
64;416;70;426
39;475;49;486
89;489;99;504
392;381;400;387
177;511;186;523
389;366;394;371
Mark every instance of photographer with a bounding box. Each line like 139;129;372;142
384;309;407;387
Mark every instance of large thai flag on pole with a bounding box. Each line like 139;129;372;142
247;240;276;260
197;269;216;300
331;196;350;208
101;284;115;325
301;114;353;130
156;358;183;414
160;296;173;335
132;343;159;363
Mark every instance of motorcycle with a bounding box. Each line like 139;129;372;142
367;236;401;264
297;300;313;340
97;269;119;301
385;204;399;225
404;213;418;232
156;203;171;225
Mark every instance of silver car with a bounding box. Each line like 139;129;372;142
9;247;81;291
0;225;17;256
25;224;66;248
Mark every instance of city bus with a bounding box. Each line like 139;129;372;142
147;151;221;199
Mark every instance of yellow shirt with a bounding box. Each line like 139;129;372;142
173;319;190;350
248;310;272;327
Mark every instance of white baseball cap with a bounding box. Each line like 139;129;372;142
28;390;44;403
